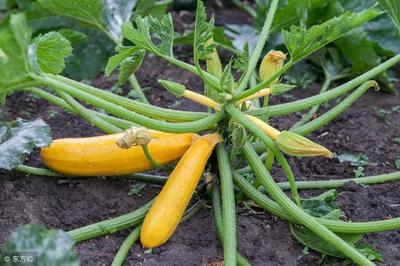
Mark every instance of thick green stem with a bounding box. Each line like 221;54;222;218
291;81;376;136
216;144;237;266
181;201;204;223
291;77;332;129
236;153;267;173
15;165;62;177
211;181;251;266
241;143;373;265
68;201;153;243
111;226;141;266
15;164;170;184
35;75;223;133
56;90;122;134
156;52;220;89
236;0;279;93
248;54;400;117
231;0;257;18
142;145;167;170
52;75;208;122
128;75;149;104
226;105;300;205
22;87;137;129
15;164;168;184
233;171;400;234
277;171;400;190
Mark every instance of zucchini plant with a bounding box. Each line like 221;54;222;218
1;0;400;265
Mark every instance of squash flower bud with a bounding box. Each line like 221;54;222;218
245;115;332;158
276;131;333;158
259;50;286;84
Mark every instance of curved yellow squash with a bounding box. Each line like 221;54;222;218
140;133;221;248
41;131;197;176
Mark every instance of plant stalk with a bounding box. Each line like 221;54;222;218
52;75;208;122
128;75;149;104
211;180;251;266
291;81;377;136
241;143;373;265
216;144;237;266
34;75;223;133
111;226;141;266
236;0;280;92
248;54;400;117
233;171;400;234
68;201;153;243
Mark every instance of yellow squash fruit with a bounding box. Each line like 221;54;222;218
140;133;222;248
41;131;198;176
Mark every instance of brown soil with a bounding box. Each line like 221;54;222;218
1;1;400;265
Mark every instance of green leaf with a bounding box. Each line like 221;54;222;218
29;31;72;75
0;14;32;93
291;223;363;258
335;29;380;72
270;83;297;95
122;14;175;56
37;0;104;29
300;189;341;218
264;0;328;32
63;30;115;80
37;0;139;42
128;183;146;196
291;190;379;260
395;157;400;169
58;28;87;44
225;24;259;52
105;46;140;76
117;49;145;85
354;166;365;178
0;119;51;170
122;16;156;51
9;12;31;53
233;43;249;74
136;0;169;18
337;153;369;166
355;243;384;262
0;224;79;266
283;8;381;63
193;0;215;60
220;62;234;93
149;14;174;56
102;0;139;41
379;0;400;33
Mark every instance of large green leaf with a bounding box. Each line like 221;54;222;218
193;0;215;60
29;31;72;75
0;224;79;266
291;223;362;258
283;7;381;63
291;190;382;261
379;0;400;33
0;14;30;87
37;0;139;42
102;0;139;41
37;0;104;30
0;119;51;170
335;29;380;72
122;14;175;57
